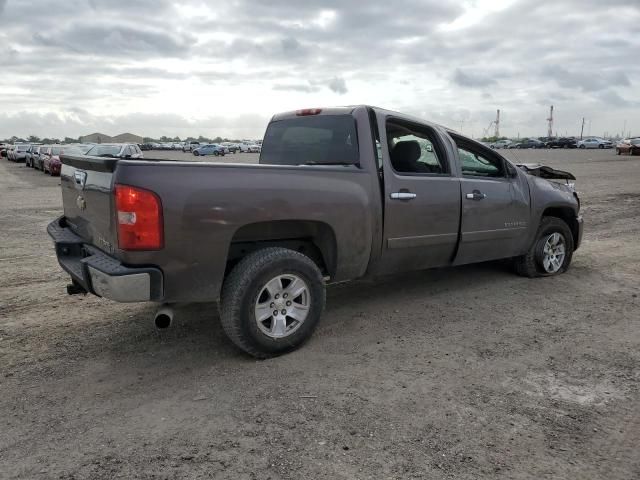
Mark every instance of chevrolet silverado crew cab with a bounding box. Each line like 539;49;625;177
49;106;583;358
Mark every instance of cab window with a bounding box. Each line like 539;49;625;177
453;139;505;178
386;119;448;175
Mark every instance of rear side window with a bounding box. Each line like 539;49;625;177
260;115;359;166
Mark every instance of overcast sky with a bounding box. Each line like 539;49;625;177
1;0;638;140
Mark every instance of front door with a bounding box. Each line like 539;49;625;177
376;116;461;274
452;136;531;264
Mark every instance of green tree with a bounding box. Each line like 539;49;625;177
27;135;41;143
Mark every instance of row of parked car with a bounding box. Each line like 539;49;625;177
3;143;91;175
140;140;262;154
1;142;144;175
0;138;266;176
489;137;619;150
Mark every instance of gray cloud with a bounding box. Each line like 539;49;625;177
542;66;631;92
0;0;639;139
453;69;496;88
327;77;348;94
34;24;193;57
273;83;320;93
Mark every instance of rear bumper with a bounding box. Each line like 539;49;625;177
47;217;163;302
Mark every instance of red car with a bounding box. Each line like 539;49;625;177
42;145;78;176
616;138;640;156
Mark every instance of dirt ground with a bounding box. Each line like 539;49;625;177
1;148;638;479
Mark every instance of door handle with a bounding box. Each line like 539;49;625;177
390;192;417;200
465;191;486;200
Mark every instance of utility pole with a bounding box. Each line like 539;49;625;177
580;117;585;140
546;105;554;138
623;119;627;139
495;109;500;138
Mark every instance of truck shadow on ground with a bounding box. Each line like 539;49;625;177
97;259;520;362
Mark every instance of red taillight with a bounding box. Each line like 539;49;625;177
115;184;163;250
296;108;322;116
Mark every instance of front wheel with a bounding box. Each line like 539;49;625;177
193;151;199;156
514;217;574;278
220;247;326;358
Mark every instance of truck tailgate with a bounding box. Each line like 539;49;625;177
59;155;119;255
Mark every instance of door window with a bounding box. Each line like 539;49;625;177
456;143;504;178
386;120;448;175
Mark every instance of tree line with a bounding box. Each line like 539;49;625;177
2;135;250;144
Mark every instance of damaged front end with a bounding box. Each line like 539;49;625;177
516;163;575;181
517;163;580;210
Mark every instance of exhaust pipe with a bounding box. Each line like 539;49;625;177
154;305;173;329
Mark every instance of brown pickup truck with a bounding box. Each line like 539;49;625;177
49;106;583;357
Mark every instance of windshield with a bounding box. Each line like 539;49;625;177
16;145;29;152
86;145;121;156
260;114;359;166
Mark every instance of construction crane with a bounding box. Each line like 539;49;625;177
547;105;554;138
482;109;501;139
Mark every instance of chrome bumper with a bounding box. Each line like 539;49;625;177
47;217;163;303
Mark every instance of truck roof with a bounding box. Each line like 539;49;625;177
271;105;454;136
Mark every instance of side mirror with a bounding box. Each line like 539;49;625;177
506;162;518;178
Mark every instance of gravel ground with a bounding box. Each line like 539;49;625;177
0;148;638;479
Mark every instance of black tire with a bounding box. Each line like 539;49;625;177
598;144;604;149
579;144;585;149
220;247;326;358
193;151;199;156
616;149;621;155
213;151;219;156
514;217;574;278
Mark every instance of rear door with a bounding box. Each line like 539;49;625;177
451;135;530;264
376;115;461;274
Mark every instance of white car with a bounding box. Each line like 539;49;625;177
491;139;512;149
240;143;261;153
182;141;200;152
577;137;613;149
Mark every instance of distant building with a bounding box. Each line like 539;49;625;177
79;132;143;144
111;133;144;144
80;132;111;144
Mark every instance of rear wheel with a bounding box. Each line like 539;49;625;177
514;217;574;278
220;247;326;358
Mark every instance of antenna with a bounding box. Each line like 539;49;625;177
546;105;554;138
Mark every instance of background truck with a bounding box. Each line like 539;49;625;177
49;106;583;357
